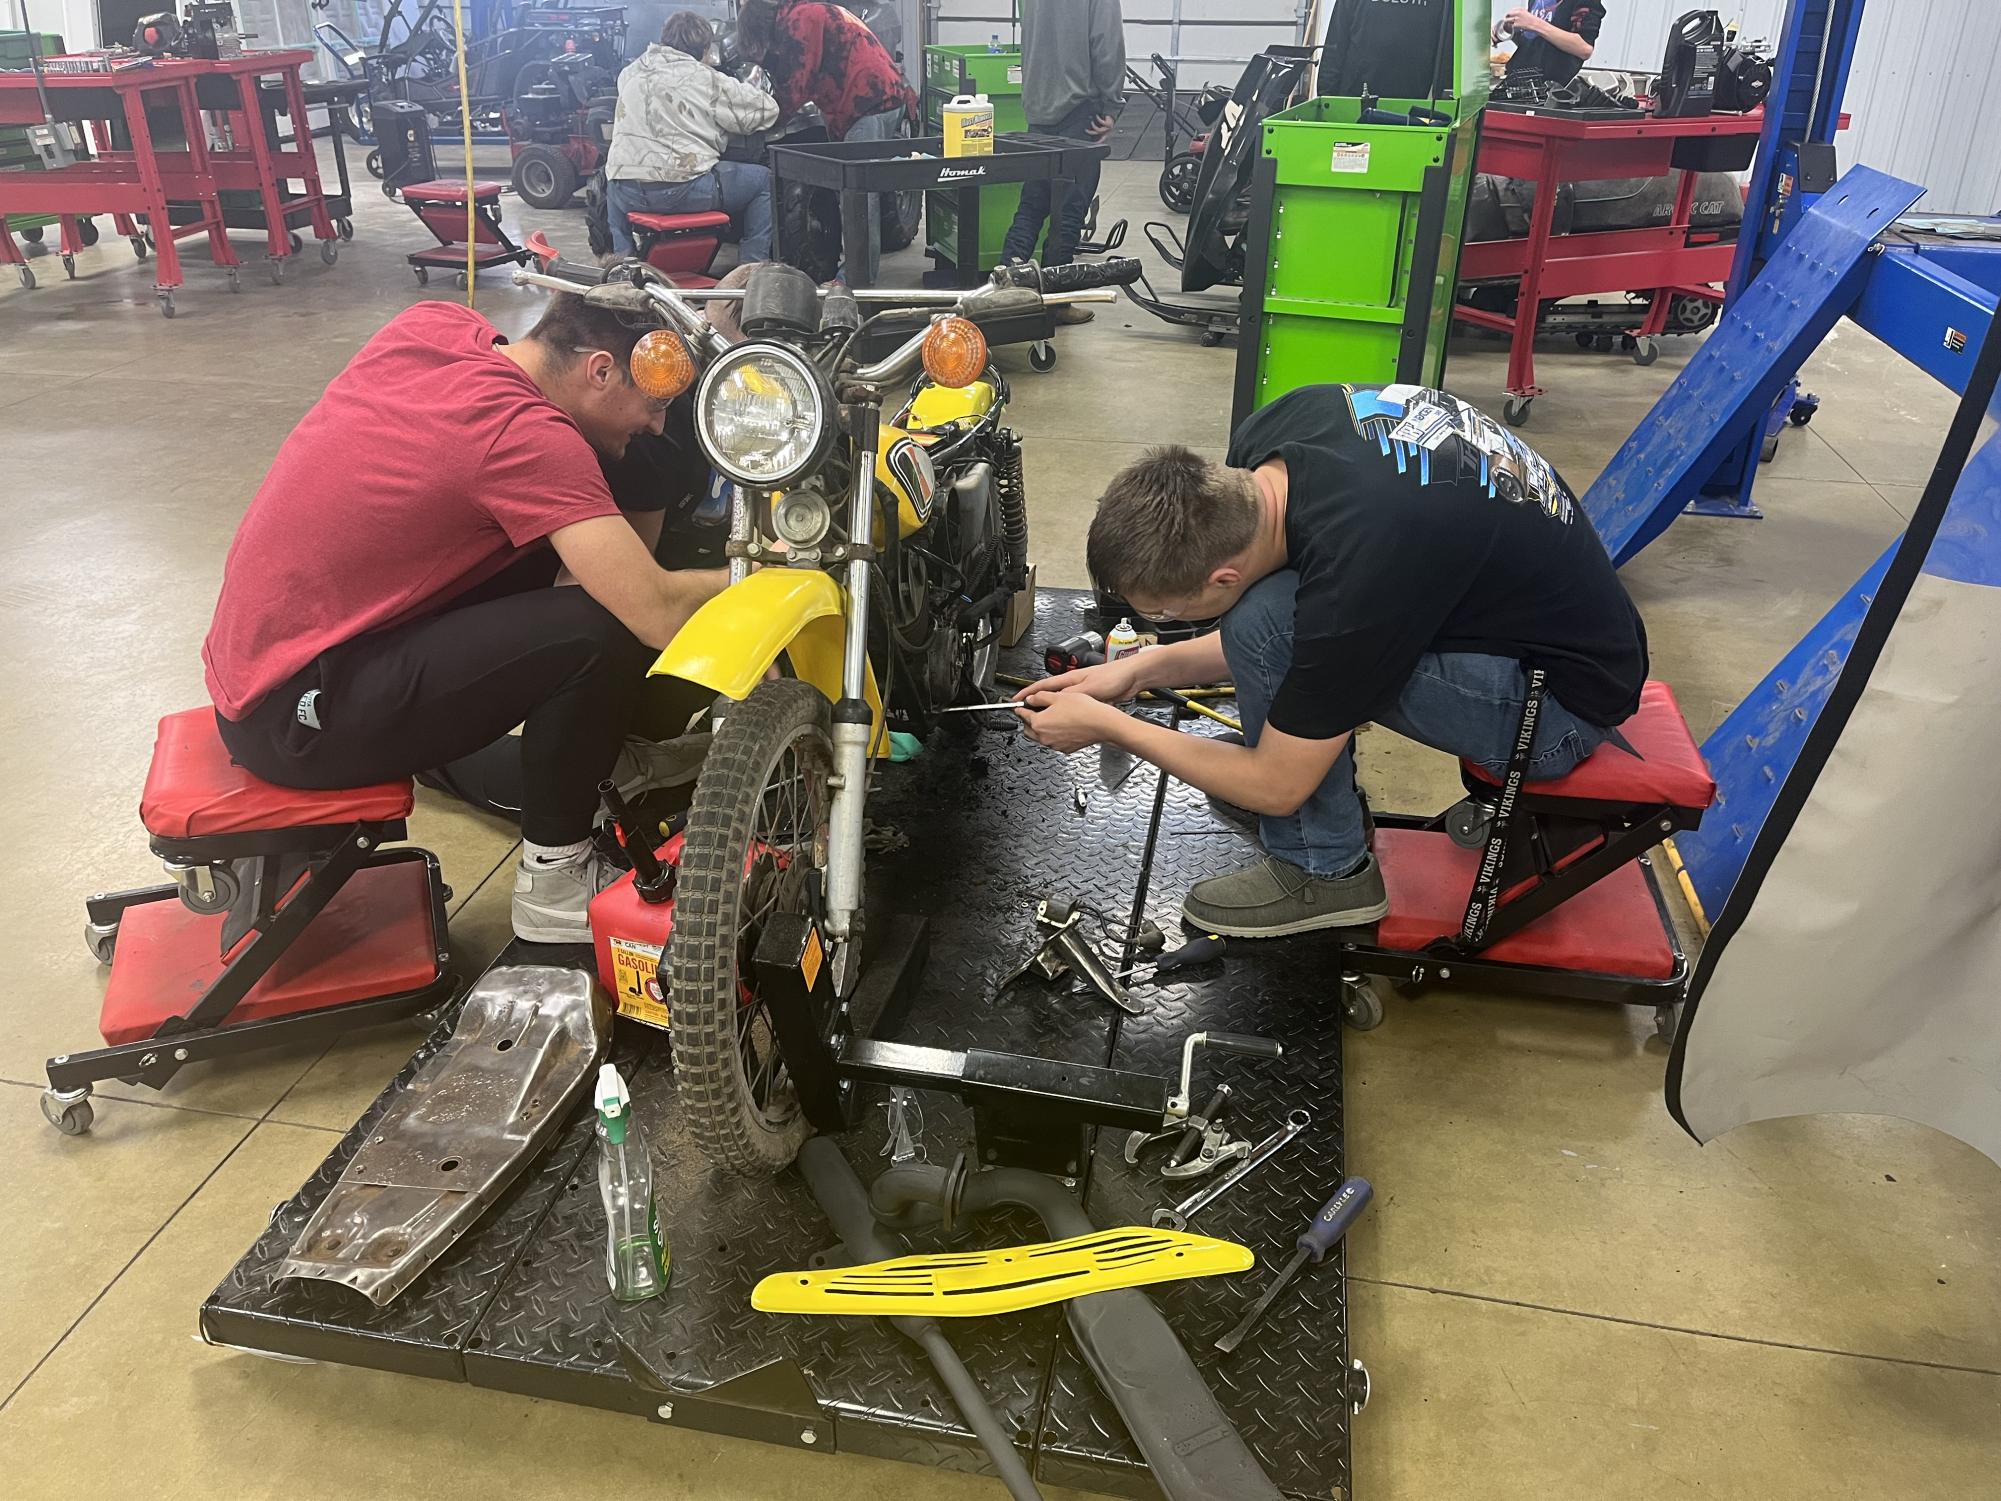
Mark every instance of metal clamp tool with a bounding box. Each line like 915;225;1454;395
1151;1109;1311;1230
1123;1031;1282;1178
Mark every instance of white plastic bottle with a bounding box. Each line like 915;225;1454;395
596;1063;667;1302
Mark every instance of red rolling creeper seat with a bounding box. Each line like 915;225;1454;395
40;710;455;1138
1338;681;1717;1040
400;178;533;289
625;209;730;286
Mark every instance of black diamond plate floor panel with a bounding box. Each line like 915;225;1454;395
200;591;1354;1498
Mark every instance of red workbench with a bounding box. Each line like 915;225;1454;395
0;50;337;316
1453;106;1765;425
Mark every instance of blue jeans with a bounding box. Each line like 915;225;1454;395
1002;98;1103;267
608;162;774;261
1221;570;1608;877
841;106;905;285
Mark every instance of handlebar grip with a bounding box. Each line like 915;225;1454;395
1198;1029;1280;1061
1035;257;1145;294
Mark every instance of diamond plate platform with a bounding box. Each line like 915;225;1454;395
201;591;1354;1499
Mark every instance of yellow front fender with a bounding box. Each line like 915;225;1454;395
650;567;885;740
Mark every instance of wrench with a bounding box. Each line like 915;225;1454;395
1150;1109;1311;1230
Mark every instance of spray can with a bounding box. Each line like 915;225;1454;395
942;93;995;157
596;1063;668;1302
1107;618;1143;663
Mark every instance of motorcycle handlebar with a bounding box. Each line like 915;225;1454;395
1021;257;1144;294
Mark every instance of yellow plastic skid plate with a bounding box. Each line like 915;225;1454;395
650;567;884;739
751;1227;1254;1317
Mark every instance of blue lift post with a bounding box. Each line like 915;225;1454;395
1580;0;2001;918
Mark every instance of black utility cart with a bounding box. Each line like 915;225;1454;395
770;132;1107;289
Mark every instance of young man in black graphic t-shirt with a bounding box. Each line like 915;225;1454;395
1498;1;1605;87
1012;384;1648;938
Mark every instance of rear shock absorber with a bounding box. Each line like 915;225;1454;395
993;431;1029;591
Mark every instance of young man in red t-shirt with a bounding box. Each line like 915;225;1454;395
203;295;724;943
735;0;916;283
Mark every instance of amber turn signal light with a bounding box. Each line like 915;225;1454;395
921;315;988;389
630;328;695;401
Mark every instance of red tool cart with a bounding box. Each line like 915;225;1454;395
1453;106;1766;426
0;49;337;316
0;59;233;314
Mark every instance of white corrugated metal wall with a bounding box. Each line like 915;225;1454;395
927;0;1305;91
1509;0;2001;212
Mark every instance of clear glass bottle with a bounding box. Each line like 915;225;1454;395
596;1063;667;1302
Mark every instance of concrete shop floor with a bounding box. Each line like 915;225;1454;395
0;154;1995;1500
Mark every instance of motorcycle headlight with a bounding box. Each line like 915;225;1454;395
694;343;834;489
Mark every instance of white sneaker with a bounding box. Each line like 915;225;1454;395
512;851;621;944
609;733;712;803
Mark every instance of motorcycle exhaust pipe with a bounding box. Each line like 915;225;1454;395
870;1162;1285;1501
796;1140;1044;1501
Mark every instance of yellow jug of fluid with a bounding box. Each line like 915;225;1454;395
942;93;995;157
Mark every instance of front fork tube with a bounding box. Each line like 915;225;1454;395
825;410;880;942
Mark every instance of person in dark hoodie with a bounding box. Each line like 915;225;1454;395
1000;0;1125;320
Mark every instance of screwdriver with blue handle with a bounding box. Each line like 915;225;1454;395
1213;1177;1373;1355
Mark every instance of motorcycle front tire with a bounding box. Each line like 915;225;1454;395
669;678;838;1177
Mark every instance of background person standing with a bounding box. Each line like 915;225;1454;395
1001;0;1124;321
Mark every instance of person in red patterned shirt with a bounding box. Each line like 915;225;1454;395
736;0;916;283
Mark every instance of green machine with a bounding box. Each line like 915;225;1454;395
922;42;1026;276
1231;0;1491;424
0;30;74;248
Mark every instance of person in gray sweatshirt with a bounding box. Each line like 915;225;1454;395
1001;0;1124;318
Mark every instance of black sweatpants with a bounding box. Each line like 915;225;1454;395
216;557;651;847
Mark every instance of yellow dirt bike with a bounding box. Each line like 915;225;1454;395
521;252;1143;1175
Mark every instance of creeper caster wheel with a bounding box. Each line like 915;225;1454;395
1027;339;1056;372
1341;973;1384;1032
414;266;430;285
84;919;118;965
42;1088;94;1137
454;271;469;290
1444;797;1494;849
1654;1000;1684;1045
337;217;355;241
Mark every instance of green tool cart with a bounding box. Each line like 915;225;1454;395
922;43;1026;276
1231;0;1491;424
0;30;78;249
